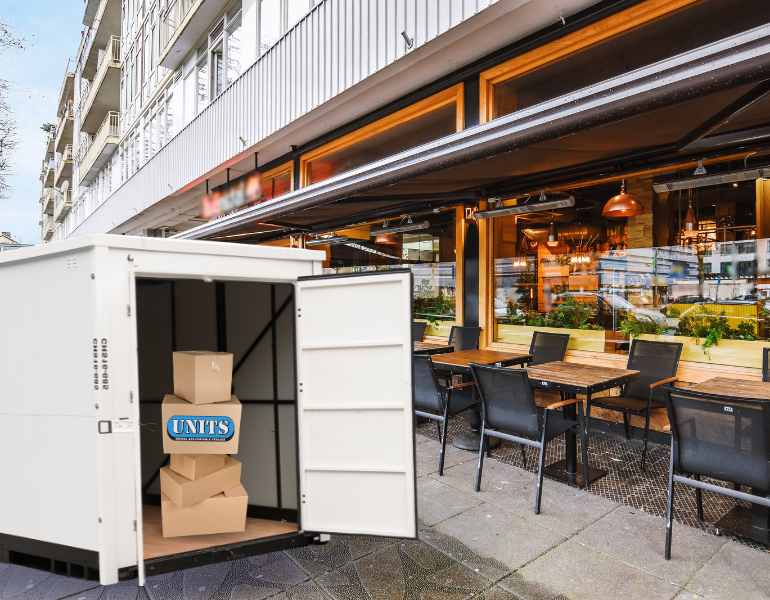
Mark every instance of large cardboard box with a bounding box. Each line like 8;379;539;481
170;453;225;481
161;485;248;538
160;456;242;508
162;394;242;454
173;351;233;405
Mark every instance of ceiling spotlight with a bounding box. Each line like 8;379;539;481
539;189;547;201
694;159;707;176
370;217;429;235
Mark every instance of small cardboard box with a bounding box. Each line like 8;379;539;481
161;484;248;538
173;351;233;405
162;394;242;455
170;454;226;481
160;456;242;508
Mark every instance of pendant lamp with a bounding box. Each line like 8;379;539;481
546;216;559;247
602;179;645;218
375;232;400;244
683;200;697;233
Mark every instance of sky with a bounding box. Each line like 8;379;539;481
0;3;84;245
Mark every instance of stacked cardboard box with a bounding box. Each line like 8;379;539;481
160;351;248;538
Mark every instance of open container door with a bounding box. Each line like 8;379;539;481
295;270;416;539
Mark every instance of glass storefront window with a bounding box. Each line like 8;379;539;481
303;85;463;186
319;213;457;337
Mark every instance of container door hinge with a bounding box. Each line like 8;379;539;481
133;520;137;531
127;305;131;316
129;391;134;402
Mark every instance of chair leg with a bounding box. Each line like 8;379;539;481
622;412;631;440
520;444;528;470
438;397;452;477
436;419;442;438
474;428;486;492
578;402;590;489
641;412;652;473
665;443;676;560
535;414;548;515
694;475;704;521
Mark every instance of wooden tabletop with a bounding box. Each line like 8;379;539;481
431;349;532;372
683;377;770;400
414;341;454;353
522;361;640;395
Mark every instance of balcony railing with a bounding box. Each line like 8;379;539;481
41;189;55;216
81;36;121;133
79;111;119;186
54;103;74;153
41;214;54;241
161;0;194;48
54;189;73;223
41;158;55;187
54;145;73;187
56;56;76;116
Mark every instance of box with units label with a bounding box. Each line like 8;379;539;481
161;394;242;454
173;351;233;405
160;485;248;538
170;453;226;481
160;456;242;508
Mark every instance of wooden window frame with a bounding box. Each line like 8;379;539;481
299;83;465;187
261;160;294;197
479;0;701;124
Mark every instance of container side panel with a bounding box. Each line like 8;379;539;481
278;404;298;510
0;249;94;416
0;415;98;550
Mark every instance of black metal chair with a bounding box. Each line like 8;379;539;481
663;385;770;560
763;347;770;382
448;326;482;351
413;355;477;475
529;331;570;365
587;338;682;471
470;363;589;513
412;321;428;342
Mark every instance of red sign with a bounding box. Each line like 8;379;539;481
201;171;263;220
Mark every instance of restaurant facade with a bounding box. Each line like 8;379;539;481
60;0;770;432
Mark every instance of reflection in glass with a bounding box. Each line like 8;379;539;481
226;18;242;85
196;58;208;113
260;0;281;55
212;42;224;97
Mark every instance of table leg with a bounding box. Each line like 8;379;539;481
715;488;770;544
542;392;605;488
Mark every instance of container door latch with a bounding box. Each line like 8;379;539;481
98;420;135;434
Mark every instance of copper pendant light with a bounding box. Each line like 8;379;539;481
683;200;697;233
602;179;645;218
375;232;400;244
546;216;559;247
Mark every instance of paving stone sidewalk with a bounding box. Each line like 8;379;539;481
2;433;769;600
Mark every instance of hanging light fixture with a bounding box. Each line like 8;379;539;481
546;216;559;247
683;200;697;233
375;232;400;244
602;179;645;218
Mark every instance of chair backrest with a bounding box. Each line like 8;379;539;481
470;363;541;439
413;355;443;413
412;321;427;342
448;326;481;351
664;387;770;490
529;331;570;365
624;339;682;404
763;347;770;382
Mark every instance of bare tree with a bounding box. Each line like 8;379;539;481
0;21;26;200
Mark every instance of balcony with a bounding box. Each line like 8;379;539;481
80;112;119;186
81;0;120;79
41;214;54;242
56;57;75;116
44;129;55;162
41;189;55;216
40;159;55;188
54;189;73;223
54;103;74;154
159;0;229;71
81;36;120;134
54;145;73;188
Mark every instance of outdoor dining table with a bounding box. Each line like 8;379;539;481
414;341;455;355
678;377;770;544
430;349;533;451
521;361;640;488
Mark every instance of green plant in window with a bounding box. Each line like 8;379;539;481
620;314;662;338
676;304;732;354
666;306;680;319
730;321;757;341
549;298;601;330
515;269;538;309
504;303;546;327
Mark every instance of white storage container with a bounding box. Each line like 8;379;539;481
0;235;416;585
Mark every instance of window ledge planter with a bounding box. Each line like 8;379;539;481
415;318;456;338
496;324;606;352
638;334;770;369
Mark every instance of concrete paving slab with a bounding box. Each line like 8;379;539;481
286;535;395;577
433;504;566;571
417;478;484;527
673;592;704;599
574;506;725;586
472;585;526;600
497;572;563;600
416;432;434;445
0;571;101;600
316;540;488;600
268;581;328;600
512;539;681;600
429;455;536;497
0;566;54;599
418;527;511;582
686;540;770;600
416;440;475;478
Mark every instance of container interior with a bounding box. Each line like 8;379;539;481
135;278;299;560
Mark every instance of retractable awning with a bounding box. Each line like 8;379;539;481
173;24;770;241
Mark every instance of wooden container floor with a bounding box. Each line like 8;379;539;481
142;505;298;560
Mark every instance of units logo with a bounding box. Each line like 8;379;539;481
167;416;235;442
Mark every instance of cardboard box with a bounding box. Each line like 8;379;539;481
162;394;242;455
160;456;242;508
170;453;226;481
161;484;248;538
173;351;233;405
